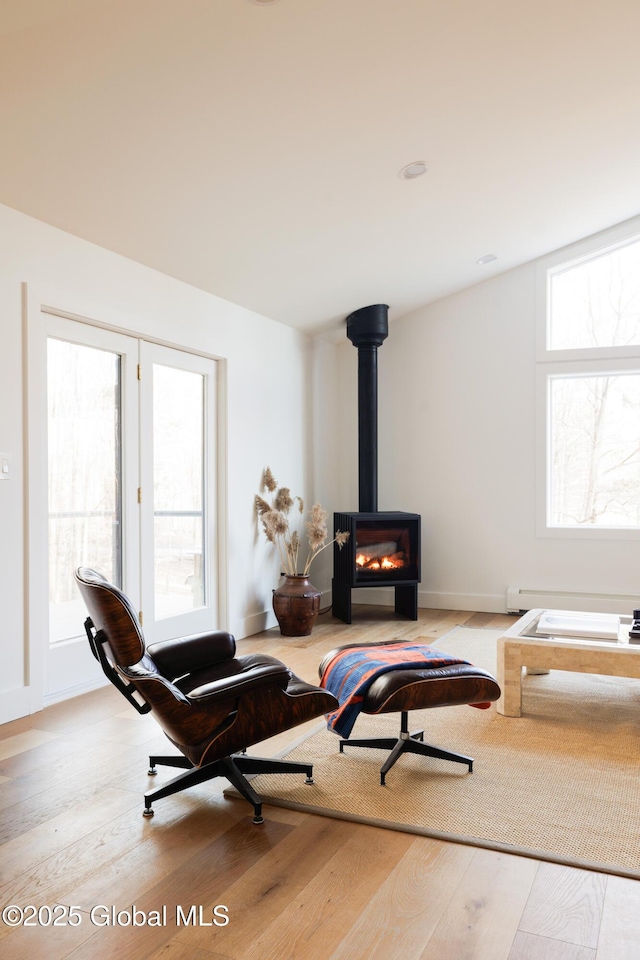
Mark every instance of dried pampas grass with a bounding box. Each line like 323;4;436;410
255;467;349;577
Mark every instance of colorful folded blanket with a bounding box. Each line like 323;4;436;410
320;641;485;738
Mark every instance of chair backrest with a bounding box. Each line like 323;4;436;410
74;567;233;759
75;566;146;669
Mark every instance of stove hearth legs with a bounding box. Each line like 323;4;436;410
332;579;418;624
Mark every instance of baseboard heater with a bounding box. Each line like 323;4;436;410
506;586;639;616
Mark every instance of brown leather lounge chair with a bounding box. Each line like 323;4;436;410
75;567;338;823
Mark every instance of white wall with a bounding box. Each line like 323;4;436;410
5;196;638;722
364;221;640;613
0;202;336;722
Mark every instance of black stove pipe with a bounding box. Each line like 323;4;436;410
346;304;389;513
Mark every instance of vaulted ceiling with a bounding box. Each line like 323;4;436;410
1;0;639;336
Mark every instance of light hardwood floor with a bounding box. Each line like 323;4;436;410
1;605;638;959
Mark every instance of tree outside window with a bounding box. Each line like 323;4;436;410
545;235;640;531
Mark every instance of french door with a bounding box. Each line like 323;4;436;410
139;341;217;642
43;314;218;699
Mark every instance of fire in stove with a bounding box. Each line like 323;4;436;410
355;540;407;571
334;512;420;585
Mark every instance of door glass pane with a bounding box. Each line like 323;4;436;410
549;373;640;527
48;338;122;643
153;364;205;618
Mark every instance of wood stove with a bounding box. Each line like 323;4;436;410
333;304;421;623
333;510;421;622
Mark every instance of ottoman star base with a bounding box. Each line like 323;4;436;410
339;709;474;785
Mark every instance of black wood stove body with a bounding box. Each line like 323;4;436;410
332;304;421;624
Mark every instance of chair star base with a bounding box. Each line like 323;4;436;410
144;753;314;823
338;710;474;785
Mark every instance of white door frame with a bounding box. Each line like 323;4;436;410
24;283;227;710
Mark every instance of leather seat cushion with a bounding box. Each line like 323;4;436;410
362;662;500;714
175;653;289;697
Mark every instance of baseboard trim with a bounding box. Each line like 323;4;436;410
0;687;33;724
350;587;506;614
43;675;109;708
417;590;506;614
238;588;507;638
235;609;276;640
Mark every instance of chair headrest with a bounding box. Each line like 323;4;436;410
74;567;146;667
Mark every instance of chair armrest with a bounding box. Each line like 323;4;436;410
186;662;291;705
148;631;236;679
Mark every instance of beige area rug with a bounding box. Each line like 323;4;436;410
237;627;640;878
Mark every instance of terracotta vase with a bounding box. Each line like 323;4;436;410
272;574;321;637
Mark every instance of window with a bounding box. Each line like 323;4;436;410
548;371;640;528
47;337;123;644
538;226;640;536
548;239;640;351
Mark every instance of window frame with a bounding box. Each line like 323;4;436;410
536;219;640;540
